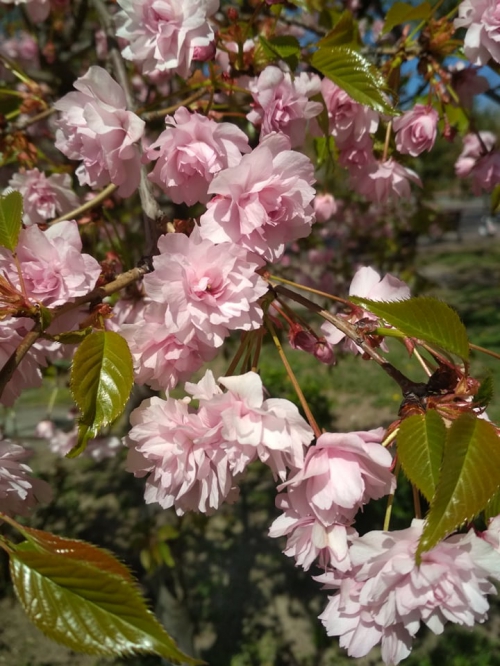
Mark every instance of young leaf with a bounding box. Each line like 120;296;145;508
475;374;494;409
69;331;134;453
310;45;394;114
16;525;135;582
397;409;446;502
259;35;301;69
317;10;361;48
9;541;200;663
0;190;23;251
382;1;432;35
417;413;500;556
350;296;469;361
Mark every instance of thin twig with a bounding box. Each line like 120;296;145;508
49;183;117;225
266;316;321;438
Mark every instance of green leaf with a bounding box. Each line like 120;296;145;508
491;184;500;214
259;35;301;69
444;103;469;134
9;540;199;663
317;10;361;48
350;296;469;361
397;409;446;502
417;414;500;556
17;525;135;582
485;488;500;522
382;1;432;35
475;374;494;409
0;190;23;251
311;45;394;114
69;331;134;454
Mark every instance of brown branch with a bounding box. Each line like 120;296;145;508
0;266;148;401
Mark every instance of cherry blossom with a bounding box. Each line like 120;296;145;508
455;132;500;193
321;266;410;352
54;66;145;197
280;428;394;525
318;521;500;665
354;159;422;204
143;228;268;347
125;395;238;515
269;494;358;571
321;78;379;148
145;107;250;205
0;220;102;308
393;105;439;157
0;438;52;515
313;193;337;222
246;66;323;147
200;133;316;261
0;318;46;407
455;0;500;66
116;0;219;77
9;169;79;225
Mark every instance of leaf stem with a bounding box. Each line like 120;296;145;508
49;184;117;225
383;459;400;531
469;342;500;361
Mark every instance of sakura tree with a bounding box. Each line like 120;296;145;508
1;0;500;663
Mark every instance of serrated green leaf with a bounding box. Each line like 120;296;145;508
475;374;494;409
259;35;301;69
70;331;133;445
318;10;361;48
350;296;469;360
9;542;199;663
417;414;500;556
491;184;500;214
397;410;446;502
311;45;394;114
18;526;135;583
0;190;23;251
382;1;432;34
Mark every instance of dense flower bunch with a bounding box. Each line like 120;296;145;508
2;0;500;663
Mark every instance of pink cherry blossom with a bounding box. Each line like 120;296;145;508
116;0;219;77
145;107;250;205
0;220;102;307
0;438;52;516
393;104;439;157
455;132;500;193
200;133;316;261
313;193;337;222
321;266;410;352
455;0;500;66
126;392;240;515
0;32;39;78
280;428;394;525
321;78;379;148
54;66;145;197
0;318;46;407
9;169;79;225
121;314;217;390
354;159;422;204
318;521;500;665
246;66;323;147
216;372;314;480
269;492;358;571
143;228;267;347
